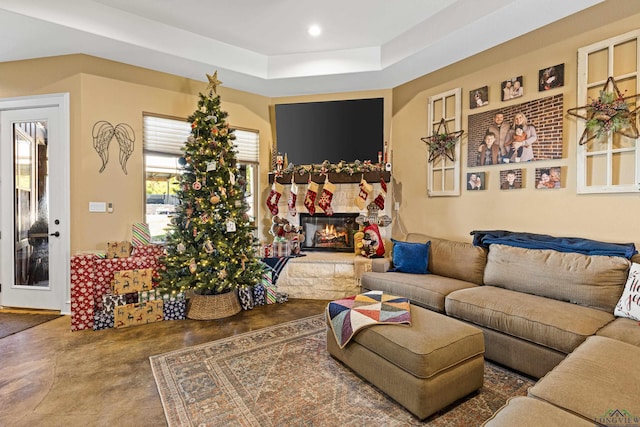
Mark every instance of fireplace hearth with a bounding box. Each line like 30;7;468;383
299;213;359;252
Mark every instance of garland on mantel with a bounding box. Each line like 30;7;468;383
272;159;386;178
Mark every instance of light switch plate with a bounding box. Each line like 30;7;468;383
89;202;107;212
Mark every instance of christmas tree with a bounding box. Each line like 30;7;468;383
158;72;264;296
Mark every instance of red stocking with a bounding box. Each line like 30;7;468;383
373;179;387;210
318;179;336;216
266;182;283;216
288;180;298;216
304;181;319;215
355;177;372;210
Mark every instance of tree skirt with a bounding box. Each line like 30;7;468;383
150;314;534;426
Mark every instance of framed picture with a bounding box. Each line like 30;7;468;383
470;86;489;109
500;169;523;190
539;64;564;91
535;166;561;189
501;76;523;101
467;94;564;167
466;172;485;190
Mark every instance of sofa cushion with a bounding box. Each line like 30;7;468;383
529;336;640;424
389;239;430;274
361;271;477;312
614;262;640;321
483;396;597;426
405;233;486;285
483;244;630;312
445;286;615;354
596;317;640;347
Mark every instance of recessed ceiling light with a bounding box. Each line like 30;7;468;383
308;24;322;37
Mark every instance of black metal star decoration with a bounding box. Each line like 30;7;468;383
421;118;464;162
206;71;222;94
567;76;639;145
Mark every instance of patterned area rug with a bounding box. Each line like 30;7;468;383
150;315;534;426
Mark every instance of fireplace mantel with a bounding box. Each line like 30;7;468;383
269;171;391;185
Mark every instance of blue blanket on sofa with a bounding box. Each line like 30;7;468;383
471;230;637;258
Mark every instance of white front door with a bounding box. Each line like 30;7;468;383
0;94;70;312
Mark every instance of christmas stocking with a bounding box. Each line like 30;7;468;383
373;179;387;210
288;179;298;216
319;178;336;216
355;177;372;210
304;180;319;215
266;181;284;216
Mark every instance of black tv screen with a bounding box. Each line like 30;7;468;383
275;98;383;165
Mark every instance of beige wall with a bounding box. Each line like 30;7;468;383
2;0;640;255
390;0;640;245
0;55;271;253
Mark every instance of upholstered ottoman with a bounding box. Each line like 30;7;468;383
326;304;485;420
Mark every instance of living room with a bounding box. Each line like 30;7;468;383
1;0;640;425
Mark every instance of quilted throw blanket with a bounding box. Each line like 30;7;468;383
327;290;411;349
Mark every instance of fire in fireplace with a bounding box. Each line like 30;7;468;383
299;213;359;252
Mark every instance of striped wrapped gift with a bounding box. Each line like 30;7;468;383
131;222;151;247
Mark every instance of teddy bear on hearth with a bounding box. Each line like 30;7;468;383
269;216;304;255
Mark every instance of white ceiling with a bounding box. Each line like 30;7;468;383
0;0;603;97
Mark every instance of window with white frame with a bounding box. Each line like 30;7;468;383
143;114;259;242
427;88;462;196
576;30;640;193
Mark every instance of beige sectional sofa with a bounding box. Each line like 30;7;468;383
360;232;640;424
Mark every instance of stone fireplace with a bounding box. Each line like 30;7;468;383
299;213;359;252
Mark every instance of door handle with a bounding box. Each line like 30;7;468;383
50;231;60;237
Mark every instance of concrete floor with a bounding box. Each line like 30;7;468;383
0;299;329;427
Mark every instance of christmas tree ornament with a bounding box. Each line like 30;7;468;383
373;178;387;210
288;177;298;216
226;220;236;233
355;177;373;210
206;70;222;93
210;193;220;204
318;177;336;216
217;269;227;279
266;181;284;216
206;161;216;171
200;212;210;223
304;180;319;215
177;242;186;253
189;259;197;274
192;181;202;190
204;240;214;253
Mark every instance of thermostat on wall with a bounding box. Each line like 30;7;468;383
89;202;107;212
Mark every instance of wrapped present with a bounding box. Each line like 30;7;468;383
112;268;154;295
273;239;290;257
163;300;186;320
93;310;114;330
138;289;159;302
102;294;126;312
253;282;266;306
263;270;277;304
161;291;186;302
259;244;273;258
93;256;159;309
106;241;132;259
114;300;164;328
238;286;254;310
131;244;165;258
70;254;96;331
131;223;151;247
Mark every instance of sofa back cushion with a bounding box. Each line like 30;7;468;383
405;233;487;285
484;244;631;312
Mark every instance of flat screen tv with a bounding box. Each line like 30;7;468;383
274;98;383;166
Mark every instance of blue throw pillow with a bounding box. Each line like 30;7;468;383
388;239;430;274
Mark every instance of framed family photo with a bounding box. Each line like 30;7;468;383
539;64;564;91
470;86;489;109
501;76;523;101
500;169;523;190
535;166;561;189
466;172;485;190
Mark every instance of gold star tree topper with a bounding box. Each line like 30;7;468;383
421;118;464;162
206;71;222;94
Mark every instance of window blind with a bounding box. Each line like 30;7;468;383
143;114;259;162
